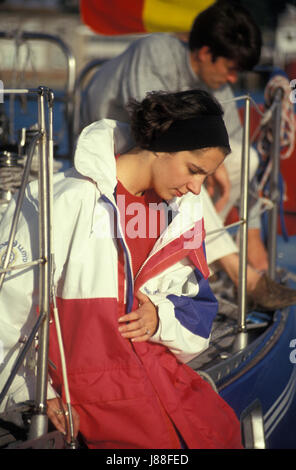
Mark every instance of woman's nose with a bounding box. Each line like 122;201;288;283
187;177;202;195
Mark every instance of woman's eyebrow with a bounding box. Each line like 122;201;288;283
190;163;210;175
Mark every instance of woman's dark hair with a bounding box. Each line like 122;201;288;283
127;89;230;155
189;0;262;71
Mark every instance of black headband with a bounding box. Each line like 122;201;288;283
147;115;230;152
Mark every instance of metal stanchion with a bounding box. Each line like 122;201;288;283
267;88;283;280
27;87;52;440
233;95;251;350
238;95;250;332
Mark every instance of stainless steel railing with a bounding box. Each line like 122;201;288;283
0;31;76;159
207;91;283;343
0;86;54;441
237;95;251;334
0;85;77;448
267;88;283;280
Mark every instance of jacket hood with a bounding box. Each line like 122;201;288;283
74;119;134;199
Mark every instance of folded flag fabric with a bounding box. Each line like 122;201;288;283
80;0;215;35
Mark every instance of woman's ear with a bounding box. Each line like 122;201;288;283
153;151;173;161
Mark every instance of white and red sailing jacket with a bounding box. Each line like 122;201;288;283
0;120;242;448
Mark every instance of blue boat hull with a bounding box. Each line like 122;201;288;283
218;306;296;448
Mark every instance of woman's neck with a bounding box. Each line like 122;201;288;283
116;147;154;196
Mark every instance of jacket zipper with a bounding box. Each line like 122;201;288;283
101;194;197;308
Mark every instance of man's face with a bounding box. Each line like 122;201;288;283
191;47;239;90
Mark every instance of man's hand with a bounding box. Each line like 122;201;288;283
47;397;80;443
118;291;159;342
206;162;231;213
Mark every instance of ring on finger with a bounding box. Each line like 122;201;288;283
54;409;64;416
146;329;150;335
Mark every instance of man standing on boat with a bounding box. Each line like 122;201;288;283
81;0;296;311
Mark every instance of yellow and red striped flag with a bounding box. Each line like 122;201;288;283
80;0;215;35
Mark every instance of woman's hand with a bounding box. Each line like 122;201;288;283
118;291;159;342
47;397;80;443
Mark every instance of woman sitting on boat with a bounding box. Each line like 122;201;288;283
0;89;242;448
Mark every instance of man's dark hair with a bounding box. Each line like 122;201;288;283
188;0;262;71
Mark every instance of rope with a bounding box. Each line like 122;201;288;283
256;72;296;241
0;165;25;192
0;150;62;197
257;73;295;163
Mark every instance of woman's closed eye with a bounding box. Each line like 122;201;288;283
189;167;198;175
188;166;206;176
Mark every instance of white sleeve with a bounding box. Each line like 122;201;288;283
141;258;217;363
214;84;243;142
